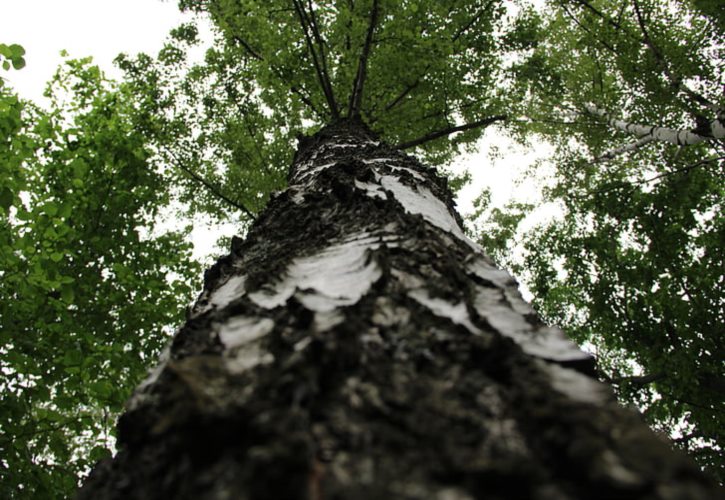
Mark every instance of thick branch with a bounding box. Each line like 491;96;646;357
594;135;655;162
292;0;340;119
585;103;725;145
397;115;507;149
348;0;379;117
305;0;338;114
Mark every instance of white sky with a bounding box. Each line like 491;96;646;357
1;0;550;261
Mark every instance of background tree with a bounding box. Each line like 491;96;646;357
0;54;200;497
471;0;724;480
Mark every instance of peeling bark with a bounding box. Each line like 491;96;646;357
79;119;720;499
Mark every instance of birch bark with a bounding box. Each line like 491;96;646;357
79;119;719;499
585;103;725;146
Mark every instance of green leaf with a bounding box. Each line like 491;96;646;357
60;285;74;303
0;186;13;210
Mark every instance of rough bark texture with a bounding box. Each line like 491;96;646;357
79;120;720;499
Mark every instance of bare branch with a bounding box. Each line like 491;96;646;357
397;115;507;149
305;0;338;114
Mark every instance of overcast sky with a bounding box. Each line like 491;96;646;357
2;0;194;101
1;0;551;261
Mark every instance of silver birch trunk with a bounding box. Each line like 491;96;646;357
78;119;719;499
585;103;725;145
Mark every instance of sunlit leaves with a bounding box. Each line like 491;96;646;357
0;59;200;497
478;0;724;480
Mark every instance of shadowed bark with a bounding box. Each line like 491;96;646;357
78;119;720;499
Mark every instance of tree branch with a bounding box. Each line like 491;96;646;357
632;0;719;116
594;135;655;162
610;372;666;385
231;35;263;61
451;0;497;43
292;0;340;119
581;155;724;199
571;0;622;30
559;2;617;53
377;5;500;120
585;103;724;145
165;148;257;221
397;115;507;149
228;35;323;119
348;0;379;118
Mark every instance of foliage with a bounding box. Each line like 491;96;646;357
3;0;722;494
0;55;200;498
473;0;724;480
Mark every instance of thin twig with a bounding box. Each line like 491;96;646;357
165;148;257;221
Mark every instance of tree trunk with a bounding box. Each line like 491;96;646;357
78;119;719;499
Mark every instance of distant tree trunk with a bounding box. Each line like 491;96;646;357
79;119;719;499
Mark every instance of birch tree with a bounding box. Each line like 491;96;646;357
482;0;724;479
70;0;721;497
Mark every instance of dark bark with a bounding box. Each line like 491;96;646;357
79;119;720;499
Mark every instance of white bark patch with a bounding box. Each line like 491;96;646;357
473;287;589;362
712;118;725;139
218;316;274;349
467;256;517;288
126;344;171;411
361;158;427;181
408;288;482;334
313;309;346;332
225;341;274;374
599;450;644;487
538;360;610;405
249;232;391;312
354;180;386;199
375;175;481;251
207;275;247;312
295;161;338;183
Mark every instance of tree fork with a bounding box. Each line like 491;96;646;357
79;119;719;499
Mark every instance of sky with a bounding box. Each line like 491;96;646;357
1;0;551;261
